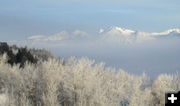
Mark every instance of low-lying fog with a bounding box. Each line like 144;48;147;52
10;27;180;77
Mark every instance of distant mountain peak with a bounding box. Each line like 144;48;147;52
151;28;180;36
109;27;135;35
100;27;180;44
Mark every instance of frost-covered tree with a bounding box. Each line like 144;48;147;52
0;53;179;106
29;48;54;61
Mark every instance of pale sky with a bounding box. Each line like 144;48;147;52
0;0;180;40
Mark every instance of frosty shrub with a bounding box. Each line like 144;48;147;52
0;54;179;106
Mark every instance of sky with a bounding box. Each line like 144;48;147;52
1;0;180;77
0;0;180;40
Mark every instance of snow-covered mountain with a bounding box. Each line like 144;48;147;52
100;27;180;44
28;27;180;44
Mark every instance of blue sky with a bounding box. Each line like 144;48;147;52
0;0;180;40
